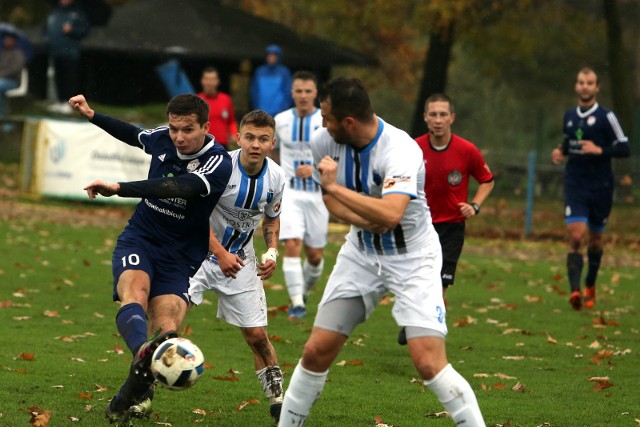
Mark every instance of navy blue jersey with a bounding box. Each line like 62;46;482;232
123;126;232;268
562;103;629;188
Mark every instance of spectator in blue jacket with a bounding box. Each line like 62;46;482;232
45;0;90;114
250;44;292;117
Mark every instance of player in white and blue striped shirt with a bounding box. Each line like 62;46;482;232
189;110;286;422
278;78;485;427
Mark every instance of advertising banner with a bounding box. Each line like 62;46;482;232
36;119;151;203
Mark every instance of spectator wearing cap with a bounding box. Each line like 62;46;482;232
250;44;292;117
0;33;26;116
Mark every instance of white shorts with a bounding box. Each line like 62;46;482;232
279;189;329;248
319;239;447;336
188;258;268;328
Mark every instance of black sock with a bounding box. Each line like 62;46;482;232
585;248;603;288
566;253;583;292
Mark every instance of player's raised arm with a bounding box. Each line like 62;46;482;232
70;94;143;147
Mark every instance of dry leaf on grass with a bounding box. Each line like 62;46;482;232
15;352;36;361
29;407;52;427
236;399;259;411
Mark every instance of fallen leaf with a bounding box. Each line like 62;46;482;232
43;310;59;318
236;399;259;411
29;409;52;427
15;353;35;361
512;382;526;392
547;335;557;345
192;408;207;415
79;392;92;400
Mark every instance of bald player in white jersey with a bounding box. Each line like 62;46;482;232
188;110;287;423
274;70;328;319
278;78;485;427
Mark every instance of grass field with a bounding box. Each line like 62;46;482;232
1;197;639;427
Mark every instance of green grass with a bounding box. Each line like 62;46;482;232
1;211;638;426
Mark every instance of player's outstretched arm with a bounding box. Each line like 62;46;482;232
83;180;120;200
70;94;142;146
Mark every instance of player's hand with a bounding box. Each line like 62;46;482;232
83;180;119;200
257;248;278;280
295;164;314;179
580;140;602;155
317;156;338;192
69;95;95;120
360;220;389;234
217;251;244;279
458;202;475;218
550;147;565;164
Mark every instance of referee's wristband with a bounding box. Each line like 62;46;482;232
471;202;480;215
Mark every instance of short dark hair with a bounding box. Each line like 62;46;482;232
319;77;374;122
292;70;318;86
166;94;209;125
239;110;275;131
202;66;219;75
424;93;454;114
577;67;599;84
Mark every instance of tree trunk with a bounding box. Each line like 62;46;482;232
410;21;455;137
603;0;632;134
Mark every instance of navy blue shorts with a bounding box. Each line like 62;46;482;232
433;221;465;287
111;231;192;303
564;184;612;232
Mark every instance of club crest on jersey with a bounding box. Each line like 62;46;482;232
587;116;596;126
266;190;274;203
448;170;462;186
187;159;200;172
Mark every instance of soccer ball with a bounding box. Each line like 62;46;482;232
150;337;205;390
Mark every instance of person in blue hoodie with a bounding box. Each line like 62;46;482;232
250;44;292;117
45;0;90;114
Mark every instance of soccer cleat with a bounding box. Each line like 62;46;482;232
397;327;407;346
584;287;596;309
269;399;283;423
287;305;307;319
131;330;179;379
569;290;582;311
104;397;134;427
264;366;283;423
129;383;154;420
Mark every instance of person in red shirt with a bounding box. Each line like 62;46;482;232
198;67;238;149
398;93;494;345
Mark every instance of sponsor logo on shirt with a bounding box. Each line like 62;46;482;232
158;154;166;162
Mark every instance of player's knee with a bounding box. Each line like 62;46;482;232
242;327;268;347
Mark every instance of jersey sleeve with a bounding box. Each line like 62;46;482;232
310;129;329;186
192;153;233;197
265;165;285;218
91;112;144;149
468;144;494;183
380;141;420;198
602;111;630;158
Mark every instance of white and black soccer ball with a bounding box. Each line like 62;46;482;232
150;337;205;390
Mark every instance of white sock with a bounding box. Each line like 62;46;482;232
278;362;328;427
303;259;324;294
424;364;485;426
284;257;304;307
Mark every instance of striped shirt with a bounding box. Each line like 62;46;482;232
275;107;323;192
311;117;436;255
209;149;285;261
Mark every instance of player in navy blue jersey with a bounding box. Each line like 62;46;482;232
69;93;233;425
551;67;630;310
